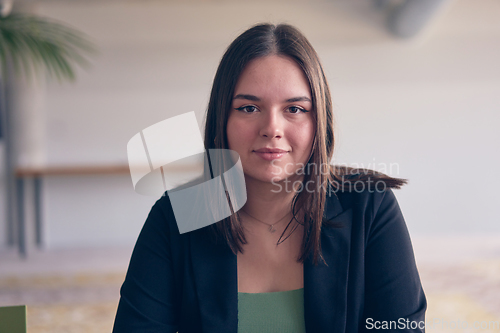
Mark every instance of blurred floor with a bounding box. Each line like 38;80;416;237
0;236;499;332
413;235;500;332
0;247;130;333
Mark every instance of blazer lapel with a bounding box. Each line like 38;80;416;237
190;228;238;333
304;193;353;333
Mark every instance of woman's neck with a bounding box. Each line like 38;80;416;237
242;175;300;222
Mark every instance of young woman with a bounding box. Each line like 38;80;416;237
113;23;426;333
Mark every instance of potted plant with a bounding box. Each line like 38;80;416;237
0;0;94;255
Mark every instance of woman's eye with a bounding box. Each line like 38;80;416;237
235;105;258;113
288;106;308;114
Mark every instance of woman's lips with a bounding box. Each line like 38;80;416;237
253;148;288;161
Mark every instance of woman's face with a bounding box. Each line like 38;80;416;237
227;55;315;186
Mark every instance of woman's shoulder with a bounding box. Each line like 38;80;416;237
330;165;407;192
324;166;406;226
143;192;184;238
153;191;216;238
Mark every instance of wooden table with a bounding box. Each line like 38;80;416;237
14;165;130;257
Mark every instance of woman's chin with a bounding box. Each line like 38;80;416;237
244;173;303;188
245;173;281;184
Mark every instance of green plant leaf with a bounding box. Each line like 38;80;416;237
0;13;95;81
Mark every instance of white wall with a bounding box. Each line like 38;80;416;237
2;0;498;249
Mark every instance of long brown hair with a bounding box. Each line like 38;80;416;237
203;23;406;264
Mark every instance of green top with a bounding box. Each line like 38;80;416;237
237;288;306;333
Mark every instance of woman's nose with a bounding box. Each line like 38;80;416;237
259;110;284;139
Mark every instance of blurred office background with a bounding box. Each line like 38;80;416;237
0;0;499;332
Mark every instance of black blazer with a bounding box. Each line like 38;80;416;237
113;187;426;332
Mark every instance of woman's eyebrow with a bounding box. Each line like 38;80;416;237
233;94;260;101
285;96;311;103
233;94;311;103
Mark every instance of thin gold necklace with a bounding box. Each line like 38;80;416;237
240;209;291;233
